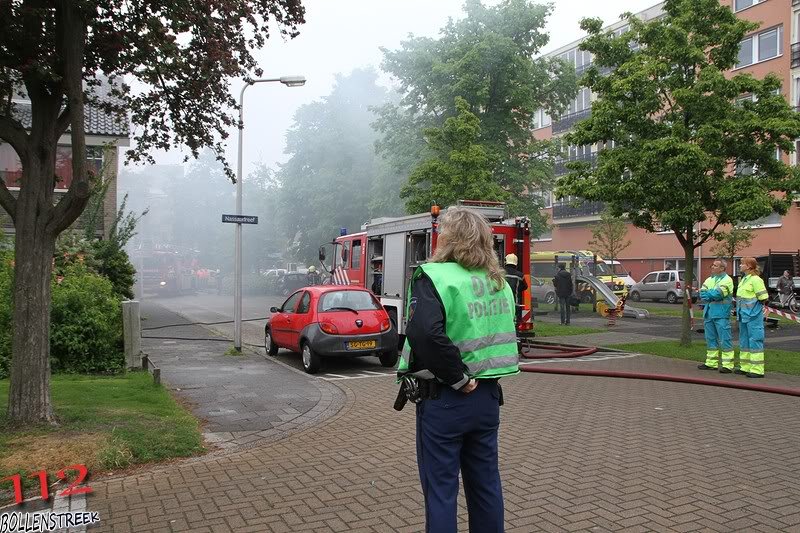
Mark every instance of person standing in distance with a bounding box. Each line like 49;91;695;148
697;259;735;373
553;263;573;325
736;257;770;377
777;270;794;307
503;253;528;326
398;207;519;533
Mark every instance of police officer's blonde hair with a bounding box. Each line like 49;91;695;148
431;207;506;290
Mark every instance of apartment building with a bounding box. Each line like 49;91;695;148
532;0;800;282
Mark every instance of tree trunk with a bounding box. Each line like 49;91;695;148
7;156;57;425
680;240;695;347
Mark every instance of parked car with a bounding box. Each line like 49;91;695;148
628;270;698;304
529;277;556;305
276;271;308;296
265;286;399;374
262;269;286;294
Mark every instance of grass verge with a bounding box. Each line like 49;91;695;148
610;341;800;376
534;322;605;337
0;371;204;504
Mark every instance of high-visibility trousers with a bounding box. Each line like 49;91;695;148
738;318;765;375
703;317;734;369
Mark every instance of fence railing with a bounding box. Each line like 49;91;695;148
552;200;606;219
554;152;598;176
141;354;161;385
552;108;591;134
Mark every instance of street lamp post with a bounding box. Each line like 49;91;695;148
235;75;306;351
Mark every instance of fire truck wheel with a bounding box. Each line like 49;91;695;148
301;342;321;374
264;329;279;356
379;350;398;367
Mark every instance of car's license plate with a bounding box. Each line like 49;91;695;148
347;340;376;350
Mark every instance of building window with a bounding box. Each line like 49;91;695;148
532;190;552;208
734;0;764;11
1;143;105;190
533;108;551;130
736;27;782;68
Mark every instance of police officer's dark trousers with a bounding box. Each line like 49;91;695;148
416;380;504;533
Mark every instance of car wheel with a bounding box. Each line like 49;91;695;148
790;297;800;314
629;291;641;302
264;329;278;356
379;350;398;368
281;286;290;296
301;342;321;374
666;292;678;304
545;292;556;305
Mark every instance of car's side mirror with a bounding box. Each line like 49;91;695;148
318;246;326;262
270;306;278;313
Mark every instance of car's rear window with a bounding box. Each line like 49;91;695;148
320;290;381;311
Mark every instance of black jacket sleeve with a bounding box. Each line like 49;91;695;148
405;274;470;389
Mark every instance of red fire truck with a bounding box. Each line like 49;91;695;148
319;200;533;337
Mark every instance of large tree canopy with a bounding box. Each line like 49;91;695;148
0;0;305;425
375;0;576;231
277;68;399;264
558;0;800;344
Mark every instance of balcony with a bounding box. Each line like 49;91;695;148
792;42;800;69
552;108;591;134
552;199;606;220
554;152;598;176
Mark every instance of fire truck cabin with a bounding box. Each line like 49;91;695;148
325;201;533;337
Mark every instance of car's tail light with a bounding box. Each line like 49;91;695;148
675;281;682;289
320;322;339;335
381;318;391;332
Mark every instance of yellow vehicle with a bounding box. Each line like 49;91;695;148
531;250;630;297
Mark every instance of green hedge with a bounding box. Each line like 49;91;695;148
0;263;124;379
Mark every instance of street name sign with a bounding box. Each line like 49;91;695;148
222;214;258;224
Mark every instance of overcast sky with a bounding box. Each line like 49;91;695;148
132;0;659;178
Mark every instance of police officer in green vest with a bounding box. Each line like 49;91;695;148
736;257;770;377
697;258;735;372
397;207;519;533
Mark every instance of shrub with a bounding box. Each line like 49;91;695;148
50;266;124;374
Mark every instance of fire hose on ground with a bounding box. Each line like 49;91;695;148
517;339;800;398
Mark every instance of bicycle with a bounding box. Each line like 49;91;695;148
771;292;800;314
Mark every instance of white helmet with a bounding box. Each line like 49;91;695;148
308;265;316;273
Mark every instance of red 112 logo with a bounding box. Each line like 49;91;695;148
1;464;92;504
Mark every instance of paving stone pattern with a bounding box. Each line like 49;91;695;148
87;353;800;532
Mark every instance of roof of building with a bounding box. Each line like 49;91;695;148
9;79;129;138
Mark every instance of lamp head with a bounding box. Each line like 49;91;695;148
279;75;306;87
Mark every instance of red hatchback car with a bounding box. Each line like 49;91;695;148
265;286;399;374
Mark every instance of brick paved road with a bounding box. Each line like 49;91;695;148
86;353;800;533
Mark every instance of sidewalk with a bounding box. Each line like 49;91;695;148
140;302;344;450
84;356;800;532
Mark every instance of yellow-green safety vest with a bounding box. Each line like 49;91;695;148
736;274;769;322
701;274;733;319
397;262;519;381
